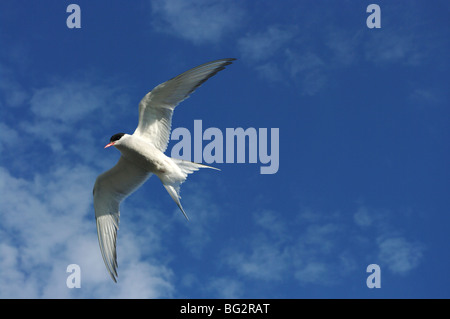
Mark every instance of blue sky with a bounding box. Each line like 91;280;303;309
0;0;449;298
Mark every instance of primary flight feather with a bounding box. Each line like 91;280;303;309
93;58;235;282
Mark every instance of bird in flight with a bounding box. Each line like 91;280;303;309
93;58;235;282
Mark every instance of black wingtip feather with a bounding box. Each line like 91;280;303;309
182;58;236;96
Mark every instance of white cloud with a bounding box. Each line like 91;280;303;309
0;165;175;298
408;88;444;107
325;29;362;66
0;64;29;108
223;205;425;287
284;49;327;96
224;209;344;285
151;0;243;44
377;237;425;275
206;277;243;298
294;261;329;284
364;32;422;66
30;82;103;123
285;49;324;76
238;25;297;62
302;223;340;252
109;261;174;298
29;78;129;124
0;122;20;152
224;210;291;281
236;24;330;95
353;205;426;275
8;74;132;166
353;205;373;226
254;63;283;83
0;242;39;298
225;236;289;282
255;210;287;236
0;71;174;297
162;177;223;258
0;61;232;297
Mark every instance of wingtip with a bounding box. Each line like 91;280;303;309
222;58;237;65
207;58;236;67
180;205;190;222
108;265;118;283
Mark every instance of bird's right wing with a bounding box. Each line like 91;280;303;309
93;156;151;282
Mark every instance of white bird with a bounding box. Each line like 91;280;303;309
93;58;235;282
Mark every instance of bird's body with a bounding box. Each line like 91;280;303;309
93;58;235;282
113;133;172;174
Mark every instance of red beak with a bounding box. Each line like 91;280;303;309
104;142;115;148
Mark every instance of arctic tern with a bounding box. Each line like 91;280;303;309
93;58;235;282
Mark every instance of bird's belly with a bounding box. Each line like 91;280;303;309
119;145;170;174
127;153;165;173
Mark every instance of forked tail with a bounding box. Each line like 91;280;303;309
162;159;220;220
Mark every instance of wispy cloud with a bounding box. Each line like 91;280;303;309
235;24;332;95
225;235;289;282
0;67;176;297
325;29;362;67
29;80;121;124
377;237;425;275
1;47;237;297
206;277;243;298
237;25;297;63
254;63;284;83
408;87;445;108
284;49;327;96
222;205;425;288
3;73;131;166
0;161;175;298
173;180;221;256
364;32;422;66
150;0;244;45
0;62;29;108
0;122;20;153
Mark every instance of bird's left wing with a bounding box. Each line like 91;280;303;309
93;156;151;282
133;58;235;152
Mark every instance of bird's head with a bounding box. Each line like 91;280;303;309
104;133;126;148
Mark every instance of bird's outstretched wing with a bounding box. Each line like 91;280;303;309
133;58;236;152
93;156;151;282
